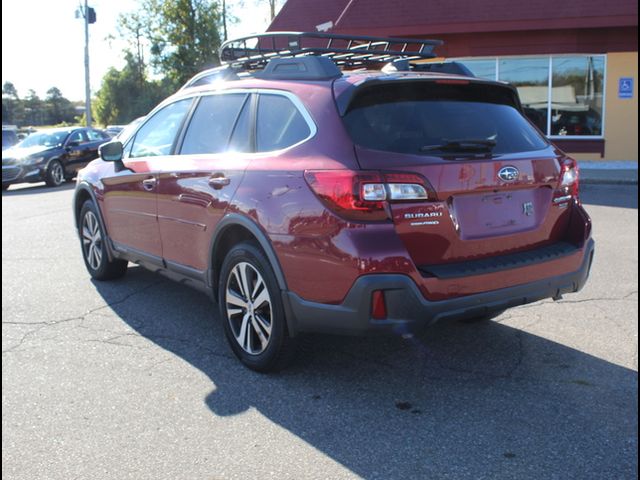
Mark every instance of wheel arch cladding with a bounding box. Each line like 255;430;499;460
73;187;93;230
210;214;288;296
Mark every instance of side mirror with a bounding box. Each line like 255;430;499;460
99;141;123;162
66;140;81;148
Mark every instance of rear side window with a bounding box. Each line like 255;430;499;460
256;94;311;152
130;99;192;158
87;129;106;141
180;94;248;155
343;82;548;156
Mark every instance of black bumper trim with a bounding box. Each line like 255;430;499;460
419;241;579;279
283;239;594;336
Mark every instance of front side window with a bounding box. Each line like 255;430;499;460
256;94;311;152
228;96;252;153
130;99;192;158
180;94;248;155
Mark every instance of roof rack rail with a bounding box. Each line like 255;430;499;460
180;65;242;89
219;31;443;71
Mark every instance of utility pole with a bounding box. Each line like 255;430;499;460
83;0;91;127
77;1;95;127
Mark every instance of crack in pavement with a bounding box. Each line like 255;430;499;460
514;292;639;311
85;331;234;361
2;281;164;354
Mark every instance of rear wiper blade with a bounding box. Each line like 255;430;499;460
420;138;497;152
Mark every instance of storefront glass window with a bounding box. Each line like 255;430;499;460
550;56;605;136
460;59;496;80
498;57;549;133
454;55;606;137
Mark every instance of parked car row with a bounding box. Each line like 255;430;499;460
1;119;144;190
1;127;111;189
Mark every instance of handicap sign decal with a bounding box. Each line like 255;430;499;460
619;78;634;99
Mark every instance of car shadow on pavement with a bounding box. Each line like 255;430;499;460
2;182;76;196
92;266;638;479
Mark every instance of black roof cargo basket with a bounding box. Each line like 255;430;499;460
219;31;443;71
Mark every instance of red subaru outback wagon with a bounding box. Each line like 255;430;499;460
74;33;594;371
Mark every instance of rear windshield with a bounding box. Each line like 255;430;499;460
343;82;549;156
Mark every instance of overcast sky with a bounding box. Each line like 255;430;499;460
2;0;274;101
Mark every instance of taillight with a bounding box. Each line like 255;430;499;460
304;170;432;222
558;158;580;201
371;290;387;319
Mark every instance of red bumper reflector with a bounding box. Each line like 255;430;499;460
371;290;387;319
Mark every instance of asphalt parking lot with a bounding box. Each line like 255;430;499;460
2;182;638;480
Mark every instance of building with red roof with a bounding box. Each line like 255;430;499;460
269;0;638;161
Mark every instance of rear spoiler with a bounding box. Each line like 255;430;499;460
334;77;524;116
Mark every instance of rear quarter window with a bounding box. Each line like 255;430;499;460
256;94;311;152
343;82;549;156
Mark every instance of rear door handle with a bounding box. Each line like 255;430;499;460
208;175;230;188
142;177;157;191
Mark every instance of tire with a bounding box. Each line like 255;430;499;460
45;160;65;187
218;241;297;372
79;201;128;280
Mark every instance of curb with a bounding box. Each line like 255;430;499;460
581;178;638;186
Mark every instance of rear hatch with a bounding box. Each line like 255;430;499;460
339;78;576;267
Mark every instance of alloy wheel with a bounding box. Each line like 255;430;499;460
82;211;103;270
51;162;64;185
225;262;273;355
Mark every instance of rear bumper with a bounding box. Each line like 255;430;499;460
284;238;594;336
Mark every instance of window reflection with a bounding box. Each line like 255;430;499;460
453;55;606;137
499;58;549;133
551;56;604;136
460;59;496;80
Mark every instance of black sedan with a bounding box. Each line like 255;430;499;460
2;127;111;190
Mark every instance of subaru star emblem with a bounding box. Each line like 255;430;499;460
498;166;519;182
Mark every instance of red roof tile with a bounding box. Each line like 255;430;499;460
269;0;638;35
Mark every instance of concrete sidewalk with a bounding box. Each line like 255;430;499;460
578;161;638;185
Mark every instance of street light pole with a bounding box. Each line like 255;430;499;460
83;0;91;127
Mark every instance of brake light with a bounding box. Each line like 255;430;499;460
559;158;579;200
304;170;387;221
371;290;387;319
304;170;432;222
435;79;470;85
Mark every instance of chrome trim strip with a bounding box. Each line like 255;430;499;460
553;195;573;204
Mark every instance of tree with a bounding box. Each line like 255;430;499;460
23;90;44;126
117;12;148;83
94;52;169;126
256;0;283;21
2;81;23;125
45;87;76;125
143;0;222;89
